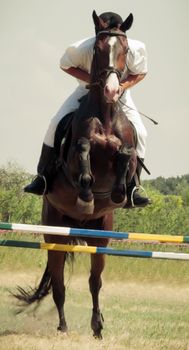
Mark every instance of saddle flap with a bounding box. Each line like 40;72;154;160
54;112;74;159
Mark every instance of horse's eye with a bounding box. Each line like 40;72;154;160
98;34;107;40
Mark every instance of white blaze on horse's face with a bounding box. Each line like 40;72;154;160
104;36;120;103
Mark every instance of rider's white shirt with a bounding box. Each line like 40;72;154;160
44;36;148;158
60;36;148;88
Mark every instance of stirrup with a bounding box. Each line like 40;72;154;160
37;175;47;195
130;185;149;208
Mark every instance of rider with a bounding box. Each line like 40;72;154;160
24;11;151;207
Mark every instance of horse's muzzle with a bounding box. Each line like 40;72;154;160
104;85;120;103
103;72;120;103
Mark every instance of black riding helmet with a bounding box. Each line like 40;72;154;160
95;12;123;34
99;12;123;27
94;11;133;34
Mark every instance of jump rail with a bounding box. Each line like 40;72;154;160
0;222;189;244
1;239;189;261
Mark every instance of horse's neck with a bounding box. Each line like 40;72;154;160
88;89;116;131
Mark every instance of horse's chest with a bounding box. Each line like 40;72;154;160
90;132;121;154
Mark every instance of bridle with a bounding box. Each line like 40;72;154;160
87;30;128;89
87;30;159;125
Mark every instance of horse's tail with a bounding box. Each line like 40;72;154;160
13;264;52;305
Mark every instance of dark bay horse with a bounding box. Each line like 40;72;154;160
17;11;137;339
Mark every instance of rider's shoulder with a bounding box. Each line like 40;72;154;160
69;37;95;51
126;38;148;74
127;38;146;55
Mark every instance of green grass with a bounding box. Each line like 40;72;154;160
0;271;189;350
1;233;189;349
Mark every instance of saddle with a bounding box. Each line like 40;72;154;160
54;96;89;157
54;112;74;159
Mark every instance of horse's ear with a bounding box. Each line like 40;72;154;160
120;13;134;32
92;10;106;32
92;10;99;27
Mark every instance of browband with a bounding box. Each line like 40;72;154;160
96;30;127;38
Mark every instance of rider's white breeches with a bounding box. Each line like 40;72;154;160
119;90;147;159
44;87;147;158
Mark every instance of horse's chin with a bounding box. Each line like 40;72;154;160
104;94;119;104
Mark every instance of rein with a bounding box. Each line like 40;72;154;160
86;67;121;90
88;30;159;126
118;97;158;125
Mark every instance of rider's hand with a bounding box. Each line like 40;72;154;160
119;85;125;97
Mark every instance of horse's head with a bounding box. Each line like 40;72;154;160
91;11;133;103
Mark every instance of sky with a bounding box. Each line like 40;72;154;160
0;0;188;180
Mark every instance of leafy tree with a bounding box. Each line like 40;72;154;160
0;162;189;235
0;162;41;224
144;175;189;199
114;188;189;235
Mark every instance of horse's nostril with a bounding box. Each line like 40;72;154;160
104;85;119;97
104;85;110;94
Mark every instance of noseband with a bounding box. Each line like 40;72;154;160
87;30;128;89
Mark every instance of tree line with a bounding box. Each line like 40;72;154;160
0;163;189;235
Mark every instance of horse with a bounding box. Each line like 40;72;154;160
16;11;137;339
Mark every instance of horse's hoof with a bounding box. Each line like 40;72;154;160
57;324;68;332
91;311;104;340
110;193;127;207
76;197;94;214
111;185;127;204
93;331;103;340
110;197;127;207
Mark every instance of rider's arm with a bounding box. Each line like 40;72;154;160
61;67;90;83
121;39;147;92
60;37;95;84
120;73;147;92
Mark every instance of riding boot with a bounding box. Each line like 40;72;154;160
125;158;152;208
24;144;56;195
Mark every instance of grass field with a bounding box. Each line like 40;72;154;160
0;234;189;349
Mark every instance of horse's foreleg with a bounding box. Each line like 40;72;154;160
76;137;94;214
89;253;105;339
111;145;133;205
48;251;67;332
